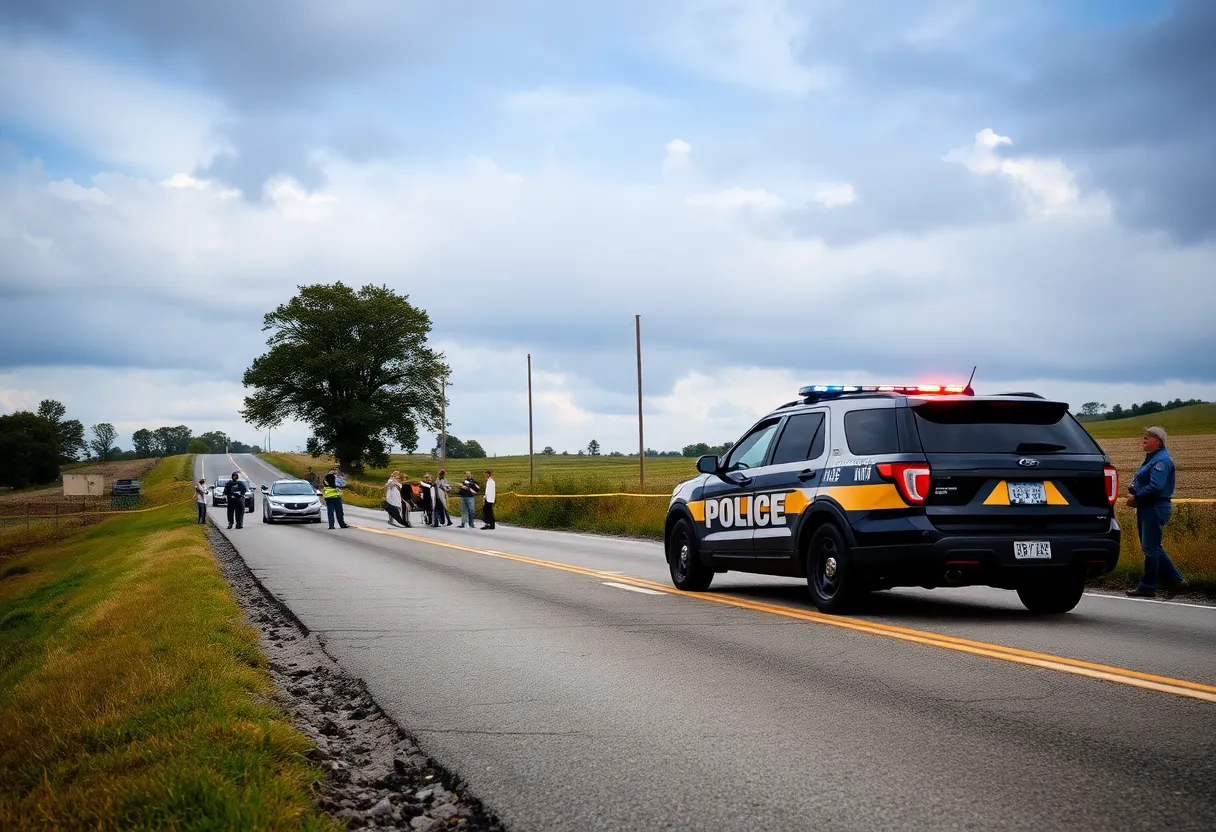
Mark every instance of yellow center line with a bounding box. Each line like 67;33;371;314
350;524;1216;703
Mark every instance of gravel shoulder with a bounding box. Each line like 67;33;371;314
206;524;507;832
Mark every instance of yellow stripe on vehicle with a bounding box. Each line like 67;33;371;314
984;481;1010;506
819;483;906;511
687;500;706;522
1044;481;1069;505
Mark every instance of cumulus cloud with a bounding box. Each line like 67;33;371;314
944;128;1102;217
2;1;1215;455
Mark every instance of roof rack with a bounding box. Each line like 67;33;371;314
993;392;1045;399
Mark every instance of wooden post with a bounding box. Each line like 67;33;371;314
440;374;447;469
636;314;644;491
528;354;535;485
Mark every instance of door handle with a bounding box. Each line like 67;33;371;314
797;469;817;482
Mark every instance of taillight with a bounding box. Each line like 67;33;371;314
877;462;931;506
1104;466;1118;505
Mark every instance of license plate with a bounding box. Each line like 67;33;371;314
1014;541;1052;560
1008;482;1047;505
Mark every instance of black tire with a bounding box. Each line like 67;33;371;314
1016;577;1085;614
805;523;864;614
667;519;713;591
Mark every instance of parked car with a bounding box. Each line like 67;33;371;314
212;477;255;513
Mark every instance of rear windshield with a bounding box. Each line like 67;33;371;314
272;482;315;496
912;400;1100;454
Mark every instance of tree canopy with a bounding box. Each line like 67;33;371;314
0;412;61;488
37;399;86;463
242;282;446;472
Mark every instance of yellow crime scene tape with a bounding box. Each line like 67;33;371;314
501;490;669;499
2;494;195;521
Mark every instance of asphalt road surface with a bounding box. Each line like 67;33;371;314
201;454;1216;831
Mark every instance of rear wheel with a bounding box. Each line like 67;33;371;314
1017;576;1085;614
667;519;713;591
806;523;865;614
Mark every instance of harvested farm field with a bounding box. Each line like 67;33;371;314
1097;434;1216;500
0;459;160;504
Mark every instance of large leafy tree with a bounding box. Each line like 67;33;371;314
37;399;86;462
196;431;230;454
132;429;156;458
153;425;193;456
89;423;118;462
0;412;61;487
242;282;446;473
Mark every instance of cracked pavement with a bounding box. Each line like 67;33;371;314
202;454;1216;831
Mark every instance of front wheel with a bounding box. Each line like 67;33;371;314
667;519;713;591
1016;577;1085;614
806;524;865;614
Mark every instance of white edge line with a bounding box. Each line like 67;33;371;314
602;581;665;596
1083;592;1214;611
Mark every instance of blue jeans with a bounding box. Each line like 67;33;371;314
460;496;475;526
326;497;346;528
1137;503;1183;589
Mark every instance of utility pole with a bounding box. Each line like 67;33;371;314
440;373;448;470
636;314;644;491
528;353;535;484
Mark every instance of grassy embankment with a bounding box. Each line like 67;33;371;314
0;455;335;830
262;411;1216;595
1082;403;1216;438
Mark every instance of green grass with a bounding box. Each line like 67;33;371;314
1081;403;1216;438
0;457;336;830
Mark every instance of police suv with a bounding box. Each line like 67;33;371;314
663;385;1121;614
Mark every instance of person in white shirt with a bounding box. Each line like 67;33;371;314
481;470;496;529
195;478;208;524
384;471;409;528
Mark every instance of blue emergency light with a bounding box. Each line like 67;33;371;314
798;384;974;398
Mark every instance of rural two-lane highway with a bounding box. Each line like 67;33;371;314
200;454;1216;831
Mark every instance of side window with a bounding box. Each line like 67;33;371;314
770;412;826;465
723;420;781;471
844;408;900;455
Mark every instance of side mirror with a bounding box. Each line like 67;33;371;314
315;489;323;497
696;454;720;475
260;485;269;493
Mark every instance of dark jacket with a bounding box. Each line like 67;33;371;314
459;477;480;498
223;479;248;501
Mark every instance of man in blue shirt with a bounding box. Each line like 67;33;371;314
1125;426;1189;598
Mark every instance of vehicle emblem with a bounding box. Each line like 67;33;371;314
1018;458;1041;468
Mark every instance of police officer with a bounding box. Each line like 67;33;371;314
323;471;349;530
223;472;248;530
1125;426;1189;598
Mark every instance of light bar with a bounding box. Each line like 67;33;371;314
798;384;973;397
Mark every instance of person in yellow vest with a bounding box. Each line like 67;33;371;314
323;472;349;530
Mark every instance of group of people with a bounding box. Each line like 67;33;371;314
382;468;496;530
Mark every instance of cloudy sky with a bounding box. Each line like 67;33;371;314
2;0;1214;457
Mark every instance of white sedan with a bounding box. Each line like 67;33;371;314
261;479;323;524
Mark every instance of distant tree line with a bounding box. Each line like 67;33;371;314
1079;398;1206;421
0;401;263;489
430;434;487;459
